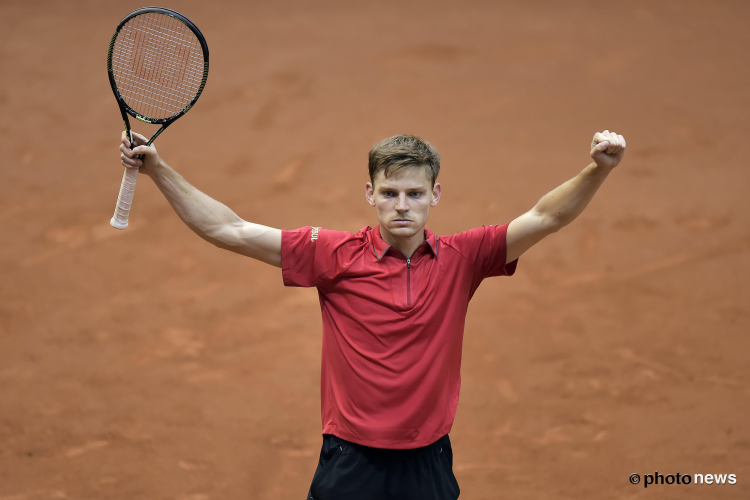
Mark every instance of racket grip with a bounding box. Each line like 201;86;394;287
110;167;139;230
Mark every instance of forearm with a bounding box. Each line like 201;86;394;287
505;131;625;263
147;161;281;265
534;162;613;229
146;160;237;239
119;133;282;265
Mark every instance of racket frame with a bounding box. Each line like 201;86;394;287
107;6;209;229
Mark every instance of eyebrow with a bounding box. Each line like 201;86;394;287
378;185;427;191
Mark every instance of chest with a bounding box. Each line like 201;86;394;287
325;252;470;312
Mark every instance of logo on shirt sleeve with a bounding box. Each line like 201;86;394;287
311;227;321;242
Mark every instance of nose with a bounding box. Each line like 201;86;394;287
395;193;409;212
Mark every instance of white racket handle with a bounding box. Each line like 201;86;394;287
110;167;139;229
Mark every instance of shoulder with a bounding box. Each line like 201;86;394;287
281;226;374;287
282;226;371;252
438;224;510;259
439;225;494;249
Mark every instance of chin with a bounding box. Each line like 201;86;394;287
384;224;420;238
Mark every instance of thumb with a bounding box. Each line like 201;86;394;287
132;145;156;157
591;140;609;156
131;132;149;146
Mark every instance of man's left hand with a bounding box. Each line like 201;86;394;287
590;130;626;170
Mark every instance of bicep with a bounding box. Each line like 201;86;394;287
506;209;558;264
224;221;282;267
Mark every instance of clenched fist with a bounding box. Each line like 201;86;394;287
119;131;162;177
590;130;626;170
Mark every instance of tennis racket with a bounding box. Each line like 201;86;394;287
107;7;209;229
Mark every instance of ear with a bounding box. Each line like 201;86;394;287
430;182;442;207
365;181;376;207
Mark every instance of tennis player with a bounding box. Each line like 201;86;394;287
119;130;626;499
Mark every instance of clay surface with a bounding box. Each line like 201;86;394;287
1;1;748;498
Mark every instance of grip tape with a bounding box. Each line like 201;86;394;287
110;167;139;230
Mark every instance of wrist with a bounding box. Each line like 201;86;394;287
145;158;167;179
589;161;614;177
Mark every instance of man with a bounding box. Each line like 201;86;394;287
118;130;626;499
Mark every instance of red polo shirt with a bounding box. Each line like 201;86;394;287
281;224;517;449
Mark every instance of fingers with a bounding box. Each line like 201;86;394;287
120;143;142;169
121;158;141;169
606;131;625;155
118;142;155;168
120;131;149;150
118;132;157;170
603;130;616;155
121;130;131;149
592;130;626;155
119;143;136;158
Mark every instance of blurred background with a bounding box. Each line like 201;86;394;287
1;1;748;498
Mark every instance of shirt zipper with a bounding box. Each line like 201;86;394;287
406;259;411;306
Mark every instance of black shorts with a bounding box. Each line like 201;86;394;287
306;434;460;500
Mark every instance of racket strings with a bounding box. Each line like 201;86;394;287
111;12;205;120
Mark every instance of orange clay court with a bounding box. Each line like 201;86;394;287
1;1;749;499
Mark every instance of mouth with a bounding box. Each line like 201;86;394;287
392;219;412;225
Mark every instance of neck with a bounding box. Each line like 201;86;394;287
379;225;425;259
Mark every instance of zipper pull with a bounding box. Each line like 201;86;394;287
407;259;411;268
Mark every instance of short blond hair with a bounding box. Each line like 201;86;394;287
368;135;440;186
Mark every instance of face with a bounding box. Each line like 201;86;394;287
365;167;442;241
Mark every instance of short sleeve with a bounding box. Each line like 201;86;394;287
445;223;518;280
281;227;358;288
479;223;518;278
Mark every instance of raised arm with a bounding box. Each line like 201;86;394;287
505;130;626;264
119;132;282;267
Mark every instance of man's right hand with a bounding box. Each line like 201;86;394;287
119;131;162;177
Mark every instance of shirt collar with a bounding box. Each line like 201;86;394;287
370;225;437;261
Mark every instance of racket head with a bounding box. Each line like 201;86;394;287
107;7;209;126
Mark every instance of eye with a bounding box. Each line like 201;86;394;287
409;192;422;198
383;191;396;197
